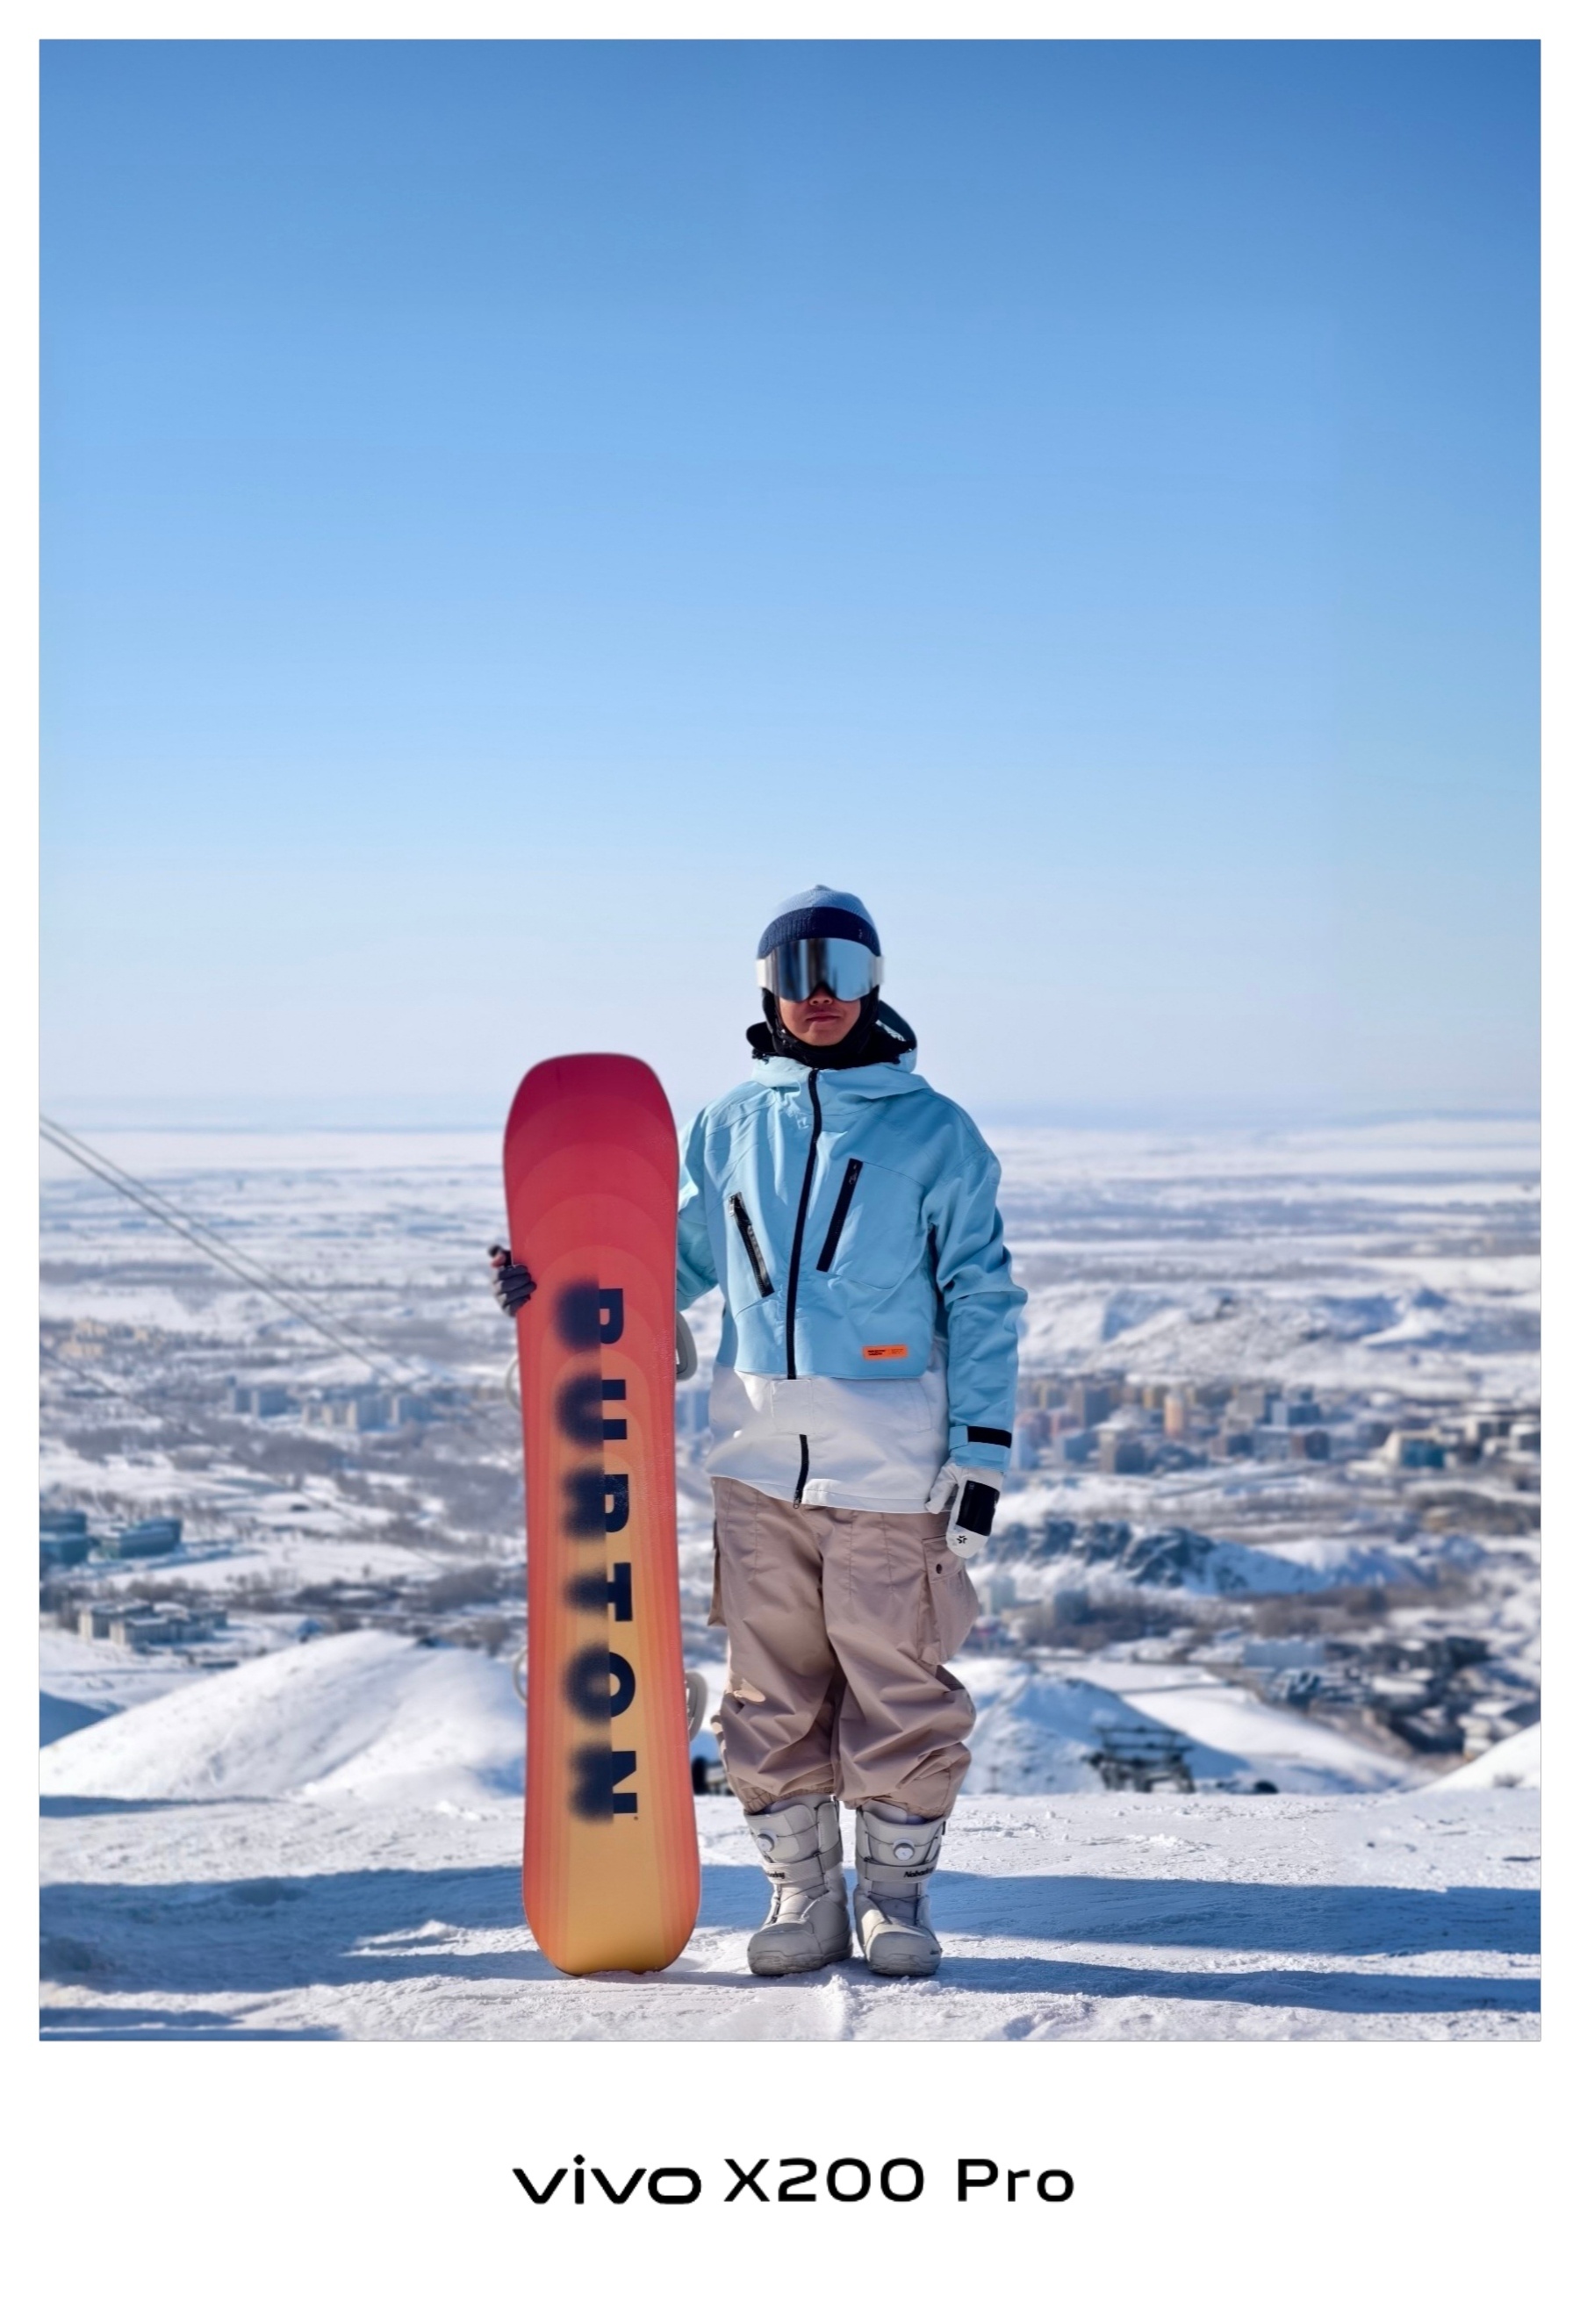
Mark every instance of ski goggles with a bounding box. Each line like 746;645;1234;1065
757;935;884;1002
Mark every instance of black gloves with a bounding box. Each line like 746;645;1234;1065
488;1243;536;1317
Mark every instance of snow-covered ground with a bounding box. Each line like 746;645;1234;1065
40;1787;1539;2043
40;1634;1537;2041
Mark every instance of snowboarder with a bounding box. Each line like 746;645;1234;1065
491;886;1024;1978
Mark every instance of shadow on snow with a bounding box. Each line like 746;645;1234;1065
39;1855;1538;2034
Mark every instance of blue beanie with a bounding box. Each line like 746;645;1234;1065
757;885;881;961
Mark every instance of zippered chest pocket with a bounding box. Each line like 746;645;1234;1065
728;1194;775;1302
815;1158;863;1273
813;1157;926;1294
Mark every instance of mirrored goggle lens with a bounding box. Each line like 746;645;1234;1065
758;936;883;1001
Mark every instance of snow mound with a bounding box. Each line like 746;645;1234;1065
963;1672;1180;1794
1431;1725;1540;1790
39;1631;525;1810
957;1661;1407;1796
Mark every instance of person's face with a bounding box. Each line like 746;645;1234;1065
778;985;862;1045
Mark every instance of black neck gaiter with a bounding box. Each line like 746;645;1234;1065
747;995;916;1071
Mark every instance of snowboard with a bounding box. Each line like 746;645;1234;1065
503;1054;700;1974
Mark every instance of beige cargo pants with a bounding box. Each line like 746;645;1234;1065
708;1474;980;1819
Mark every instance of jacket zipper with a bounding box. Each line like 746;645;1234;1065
785;1071;822;1505
783;1069;821;1384
815;1158;863;1273
729;1195;774;1299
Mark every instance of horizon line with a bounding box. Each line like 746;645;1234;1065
39;1098;1542;1137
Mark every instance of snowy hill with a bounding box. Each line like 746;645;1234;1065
959;1658;1408;1796
963;1671;1144;1794
40;1631;524;1811
41;1630;1405;1815
992;1116;1540;1405
1431;1724;1540;1790
1016;1274;1539;1402
988;1514;1483;1600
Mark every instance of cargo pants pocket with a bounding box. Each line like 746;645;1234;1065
921;1540;980;1668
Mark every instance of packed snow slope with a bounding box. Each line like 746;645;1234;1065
41;1639;1537;2041
39;1790;1538;2043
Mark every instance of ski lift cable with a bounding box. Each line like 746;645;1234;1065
40;1113;415;1383
40;1115;425;1389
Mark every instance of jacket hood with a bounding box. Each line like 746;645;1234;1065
749;1051;930;1101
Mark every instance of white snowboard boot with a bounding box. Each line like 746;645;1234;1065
852;1804;946;1978
743;1797;851;1976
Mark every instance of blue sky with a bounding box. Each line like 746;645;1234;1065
41;39;1538;1126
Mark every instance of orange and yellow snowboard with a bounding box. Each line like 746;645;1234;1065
504;1054;700;1974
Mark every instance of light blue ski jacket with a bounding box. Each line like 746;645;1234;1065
677;1051;1025;1470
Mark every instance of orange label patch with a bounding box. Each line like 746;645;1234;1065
863;1345;908;1359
